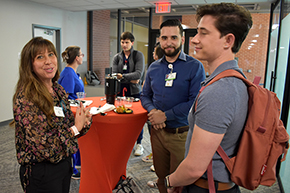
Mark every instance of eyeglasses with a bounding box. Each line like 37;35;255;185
79;54;84;57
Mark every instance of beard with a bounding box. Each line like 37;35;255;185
162;44;182;57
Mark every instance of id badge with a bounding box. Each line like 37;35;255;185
54;106;65;117
165;80;173;87
123;64;127;71
165;72;177;81
168;72;176;80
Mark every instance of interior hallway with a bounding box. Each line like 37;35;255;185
0;85;281;193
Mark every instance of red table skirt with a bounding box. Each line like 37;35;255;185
71;97;147;193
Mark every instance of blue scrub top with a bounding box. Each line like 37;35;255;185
58;67;84;100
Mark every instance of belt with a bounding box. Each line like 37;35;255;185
194;178;235;191
163;126;189;134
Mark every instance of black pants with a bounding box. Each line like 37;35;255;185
182;183;241;193
20;157;72;193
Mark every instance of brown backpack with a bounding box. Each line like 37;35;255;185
195;69;289;192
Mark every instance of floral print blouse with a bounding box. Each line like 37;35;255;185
13;82;90;165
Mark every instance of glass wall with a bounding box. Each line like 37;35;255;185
278;1;290;192
109;17;148;68
265;2;281;90
273;2;290;101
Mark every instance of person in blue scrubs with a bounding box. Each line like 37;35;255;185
58;46;85;100
58;46;85;179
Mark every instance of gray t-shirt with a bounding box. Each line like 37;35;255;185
185;60;248;183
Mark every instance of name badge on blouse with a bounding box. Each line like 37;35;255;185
123;64;127;71
54;106;65;117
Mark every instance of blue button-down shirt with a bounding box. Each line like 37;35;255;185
141;51;205;128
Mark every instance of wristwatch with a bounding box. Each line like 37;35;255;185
164;175;174;189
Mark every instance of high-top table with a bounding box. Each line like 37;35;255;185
71;97;147;193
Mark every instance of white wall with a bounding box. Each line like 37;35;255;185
0;0;87;122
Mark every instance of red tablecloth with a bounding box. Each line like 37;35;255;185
71;97;147;193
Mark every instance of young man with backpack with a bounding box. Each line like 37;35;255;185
165;3;288;193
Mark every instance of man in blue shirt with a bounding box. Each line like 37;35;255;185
141;19;205;193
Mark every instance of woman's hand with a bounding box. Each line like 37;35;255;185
84;107;92;126
74;102;90;131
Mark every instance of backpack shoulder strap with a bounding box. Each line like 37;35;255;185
195;69;253;165
194;69;253;111
207;69;253;87
202;69;250;193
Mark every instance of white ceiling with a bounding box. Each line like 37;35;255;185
26;0;274;14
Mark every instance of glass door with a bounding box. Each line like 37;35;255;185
183;29;197;55
274;3;290;101
147;29;160;68
277;1;290;192
265;1;281;91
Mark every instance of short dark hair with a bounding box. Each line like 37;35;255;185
120;31;135;42
196;3;253;53
160;19;183;36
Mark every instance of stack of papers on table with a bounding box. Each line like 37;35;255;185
90;103;116;115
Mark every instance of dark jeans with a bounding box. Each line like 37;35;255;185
20;157;72;193
182;183;240;193
137;128;143;144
